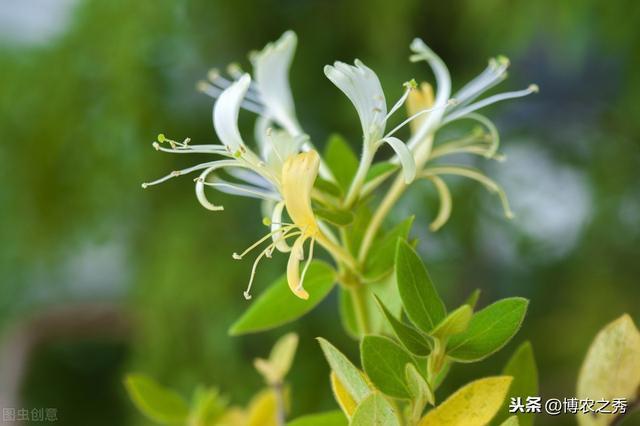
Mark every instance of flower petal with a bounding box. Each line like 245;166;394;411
251;31;302;136
407;39;452;148
324;60;386;142
287;236;310;300
381;137;416;183
282;150;320;234
213;73;251;153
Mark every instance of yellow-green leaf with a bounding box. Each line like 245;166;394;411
499;416;520;426
124;374;189;425
331;372;358;418
351;393;401;426
431;305;473;339
216;407;248;426
495;341;538;426
247;389;279;426
255;333;299;385
287;410;347;426
418;376;512;426
576;314;640;426
318;338;371;403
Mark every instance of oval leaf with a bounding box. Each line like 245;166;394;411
287;410;347;426
446;298;528;362
230;261;336;335
495;341;538;426
431;305;473;339
577;314;640;426
418;376;513;426
317;338;371;403
351;393;401;426
405;363;434;406
375;296;432;356
331;372;357;418
395;240;446;333
361;335;416;399
124;374;189;425
364;217;414;280
324;134;358;191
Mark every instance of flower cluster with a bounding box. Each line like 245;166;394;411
142;31;537;300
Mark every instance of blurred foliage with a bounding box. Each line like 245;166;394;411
1;0;639;425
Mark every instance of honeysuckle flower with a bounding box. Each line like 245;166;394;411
407;37;538;153
249;31;302;137
324;61;449;204
142;30;537;302
401;38;537;230
199;31;303;138
142;74;293;213
232;150;332;301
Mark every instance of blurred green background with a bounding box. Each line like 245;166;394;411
1;0;639;425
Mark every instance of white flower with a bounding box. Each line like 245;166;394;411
143;75;294;212
250;31;302;136
324;60;387;143
404;38;538;230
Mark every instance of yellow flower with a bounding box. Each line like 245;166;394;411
231;150;322;301
406;82;434;134
282;150;321;300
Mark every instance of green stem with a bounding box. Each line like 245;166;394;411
349;283;371;335
344;141;375;208
358;136;434;263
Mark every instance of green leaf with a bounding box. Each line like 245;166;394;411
338;288;360;339
465;289;481;309
365;162;398;183
361;335;416;399
431;305;473;339
287;410;347;426
345;202;373;256
364;217;414;280
314;177;343;198
395;240;446;333
315;207;354;226
576;314;640;426
339;276;401;339
418;376;512;426
499;416;520;426
405;363;434;406
324;134;358;191
351;393;401;426
317;338;371;402
190;387;227;426
495;341;538;426
375;296;431;356
124;374;189;425
230;261;336;335
446;298;528;362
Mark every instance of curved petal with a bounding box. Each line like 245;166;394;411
194;160;252;211
282;150;320;234
324;60;386;142
426;175;452;231
381;137;416;183
286;235;310;300
271;201;293;253
213;73;251;153
407;39;452;148
251;31;302;136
